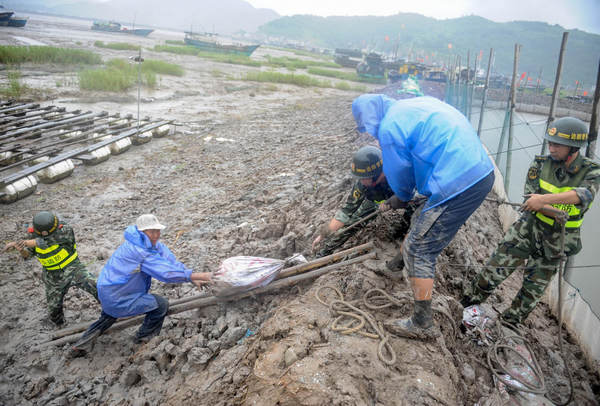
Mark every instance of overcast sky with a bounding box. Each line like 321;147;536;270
246;0;600;34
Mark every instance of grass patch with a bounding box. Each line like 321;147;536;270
153;44;200;56
264;55;339;70
242;71;331;87
153;44;262;67
0;70;28;98
79;58;183;92
307;67;386;84
0;45;101;65
242;71;366;92
141;59;184;76
94;41;140;51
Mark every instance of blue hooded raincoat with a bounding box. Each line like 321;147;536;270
97;225;193;318
352;94;494;211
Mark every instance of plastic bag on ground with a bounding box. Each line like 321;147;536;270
463;304;498;345
211;253;307;297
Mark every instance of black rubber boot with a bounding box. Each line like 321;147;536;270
384;300;439;340
386;252;405;272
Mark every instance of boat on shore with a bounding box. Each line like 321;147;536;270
184;31;259;56
91;21;153;37
2;16;28;27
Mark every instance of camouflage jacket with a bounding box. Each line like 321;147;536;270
27;222;79;270
518;153;600;257
334;178;394;224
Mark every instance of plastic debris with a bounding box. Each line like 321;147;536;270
211;253;307;297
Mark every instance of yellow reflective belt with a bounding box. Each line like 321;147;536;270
36;243;78;270
535;212;584;228
537;179;583;228
36;244;60;254
45;251;78;270
374;199;385;204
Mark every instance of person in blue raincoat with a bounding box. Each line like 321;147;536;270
72;214;211;351
352;94;495;340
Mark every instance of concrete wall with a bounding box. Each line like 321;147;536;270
545;278;600;371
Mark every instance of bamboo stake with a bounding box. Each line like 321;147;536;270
477;48;494;138
506;43;521;193
587;58;600;160
541;32;568;155
41;251;376;348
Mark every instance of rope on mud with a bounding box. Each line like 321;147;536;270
363;289;459;338
315;286;396;366
486;322;547;396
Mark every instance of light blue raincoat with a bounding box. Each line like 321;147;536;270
97;225;193;318
352;94;494;211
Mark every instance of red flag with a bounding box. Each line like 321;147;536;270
520;72;526;80
527;77;531;81
583;91;588;96
479;50;483;59
448;43;452;49
575;80;579;85
385;35;389;41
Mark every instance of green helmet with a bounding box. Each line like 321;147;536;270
544;117;588;148
351;146;383;179
33;211;58;236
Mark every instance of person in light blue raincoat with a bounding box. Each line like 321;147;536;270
72;214;211;352
352;94;495;340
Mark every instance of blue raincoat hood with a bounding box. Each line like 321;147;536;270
352;95;494;210
351;94;396;137
97;225;193;318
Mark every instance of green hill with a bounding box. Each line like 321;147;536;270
259;14;600;90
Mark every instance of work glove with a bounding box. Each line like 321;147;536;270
379;195;407;212
311;224;333;252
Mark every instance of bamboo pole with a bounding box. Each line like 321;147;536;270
506;43;521;193
477;48;494;138
41;251;377;348
587;58;600;160
541;32;569;155
0;103;39;115
464;50;470;116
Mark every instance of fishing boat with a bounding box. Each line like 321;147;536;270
0;8;13;23
5;16;28;27
184;31;259;56
91;21;153;37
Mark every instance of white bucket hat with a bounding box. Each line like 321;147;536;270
136;214;166;231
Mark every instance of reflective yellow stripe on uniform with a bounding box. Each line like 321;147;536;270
45;251;78;270
374;199;385;204
536;179;583;228
35;243;78;270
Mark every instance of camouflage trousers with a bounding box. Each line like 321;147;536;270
42;259;99;325
463;218;561;325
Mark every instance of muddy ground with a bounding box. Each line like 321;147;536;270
1;15;599;405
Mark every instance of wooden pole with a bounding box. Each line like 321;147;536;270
477;48;494;138
465;50;470;116
587;58;600;159
541;32;569;155
41;251;377;348
506;43;521;194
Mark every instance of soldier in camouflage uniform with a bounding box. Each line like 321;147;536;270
312;146;413;259
462;117;600;325
4;211;98;326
